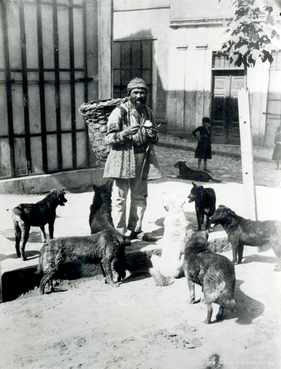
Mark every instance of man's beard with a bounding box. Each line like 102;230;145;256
131;96;146;112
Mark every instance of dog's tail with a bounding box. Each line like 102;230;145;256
210;176;222;183
150;268;175;286
226;298;236;312
35;250;44;276
35;259;42;276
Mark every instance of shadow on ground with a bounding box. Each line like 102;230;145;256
234;279;264;325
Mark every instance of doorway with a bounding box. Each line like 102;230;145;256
211;70;245;145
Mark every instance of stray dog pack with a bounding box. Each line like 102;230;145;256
36;230;126;294
150;193;192;286
184;231;236;324
188;182;216;231
12;189;67;261
210;205;281;270
89;178;130;246
174;161;221;183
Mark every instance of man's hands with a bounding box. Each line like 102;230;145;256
121;122;157;140
121;125;140;138
146;128;157;139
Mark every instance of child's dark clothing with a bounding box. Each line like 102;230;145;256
272;131;281;161
192;126;212;160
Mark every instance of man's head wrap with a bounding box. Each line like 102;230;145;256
127;78;147;94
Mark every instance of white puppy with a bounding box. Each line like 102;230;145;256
150;193;193;286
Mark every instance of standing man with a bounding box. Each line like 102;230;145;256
104;77;161;241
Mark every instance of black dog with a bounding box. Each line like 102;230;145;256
174;161;221;182
184;231;236;324
89;179;130;246
36;230;126;294
12;190;67;261
188;182;216;231
210;205;281;270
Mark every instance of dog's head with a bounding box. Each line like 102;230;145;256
195;230;209;243
162;192;186;212
93;179;113;203
57;190;67;206
210;205;236;225
50;189;67;206
188;182;204;203
174;161;186;169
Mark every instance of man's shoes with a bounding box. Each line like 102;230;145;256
129;231;157;242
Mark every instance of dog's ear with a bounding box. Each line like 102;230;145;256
227;208;236;217
106;178;114;190
93;184;99;192
192;182;197;187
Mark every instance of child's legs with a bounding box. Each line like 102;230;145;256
203;158;207;170
197;159;202;169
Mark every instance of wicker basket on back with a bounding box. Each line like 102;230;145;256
78;98;127;161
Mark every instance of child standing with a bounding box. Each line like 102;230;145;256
192;117;212;172
272;125;281;170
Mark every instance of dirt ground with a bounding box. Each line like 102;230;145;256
0;145;281;369
0;247;280;369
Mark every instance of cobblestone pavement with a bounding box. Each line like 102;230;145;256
156;133;281;188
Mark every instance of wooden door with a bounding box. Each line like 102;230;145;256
211;71;245;145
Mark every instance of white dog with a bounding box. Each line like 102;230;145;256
150;193;193;286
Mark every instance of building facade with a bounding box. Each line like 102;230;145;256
113;0;281;147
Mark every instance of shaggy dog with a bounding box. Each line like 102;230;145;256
12;190;67;260
36;230;126;294
188;182;216;230
210;205;281;270
89;179;130;246
184;231;236;324
150;193;193;286
174;161;221;182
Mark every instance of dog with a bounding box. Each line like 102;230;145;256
150;193;193;286
174;161;221;182
188;182;216;230
36;230;126;294
12;189;67;261
89;179;130;246
184;231;236;324
210;205;281;270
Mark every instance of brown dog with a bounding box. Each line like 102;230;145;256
210;205;281;270
185;231;236;324
12;190;67;260
89;179;130;246
36;230;126;294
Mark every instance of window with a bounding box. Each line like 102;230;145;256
112;40;153;107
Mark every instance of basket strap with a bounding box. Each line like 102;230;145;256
118;106;128;130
